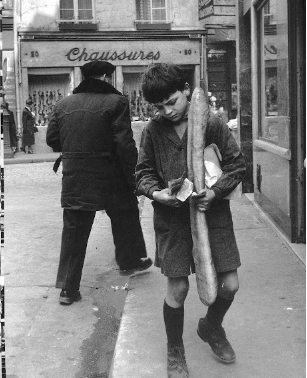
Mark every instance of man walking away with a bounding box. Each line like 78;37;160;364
47;61;152;305
21;98;36;154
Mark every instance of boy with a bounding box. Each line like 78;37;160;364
135;64;246;378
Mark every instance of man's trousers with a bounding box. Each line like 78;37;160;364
55;203;147;291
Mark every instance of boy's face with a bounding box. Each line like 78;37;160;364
153;85;190;123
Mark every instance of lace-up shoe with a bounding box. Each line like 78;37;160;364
167;344;189;378
197;317;236;363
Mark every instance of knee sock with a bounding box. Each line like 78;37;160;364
163;300;184;347
206;294;234;326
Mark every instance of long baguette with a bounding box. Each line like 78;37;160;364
187;87;217;306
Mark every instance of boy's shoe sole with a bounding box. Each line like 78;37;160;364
59;290;82;305
119;257;153;275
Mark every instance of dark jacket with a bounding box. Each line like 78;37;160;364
135;113;246;200
46;78;138;211
22;107;35;146
7;108;18;148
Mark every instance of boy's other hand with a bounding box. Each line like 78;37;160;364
152;188;182;207
192;188;216;211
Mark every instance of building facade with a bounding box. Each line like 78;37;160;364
8;0;306;244
14;0;208;129
199;0;237;124
2;0;16;157
199;1;251;190
236;0;306;243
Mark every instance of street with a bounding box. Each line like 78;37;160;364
2;0;306;376
3;160;306;378
4;162;130;378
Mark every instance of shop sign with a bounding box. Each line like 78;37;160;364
21;40;200;67
199;0;214;20
65;48;161;62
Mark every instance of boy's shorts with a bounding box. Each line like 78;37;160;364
152;199;241;277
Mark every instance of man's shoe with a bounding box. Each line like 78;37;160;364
167;344;189;378
119;257;153;275
197;317;236;364
59;290;81;305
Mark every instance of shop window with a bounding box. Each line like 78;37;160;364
123;66;194;121
135;0;171;29
207;48;231;122
123;71;155;121
28;74;71;126
257;0;289;148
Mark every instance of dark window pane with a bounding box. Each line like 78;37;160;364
60;9;74;20
152;9;166;20
60;0;73;10
152;0;165;7
78;0;92;19
136;0;151;20
78;0;92;9
78;10;93;19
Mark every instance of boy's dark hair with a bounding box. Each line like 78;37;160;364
142;63;186;104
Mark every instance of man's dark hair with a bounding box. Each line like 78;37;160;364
142;63;186;104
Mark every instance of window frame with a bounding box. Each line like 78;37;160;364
256;0;290;148
59;0;95;23
136;0;169;24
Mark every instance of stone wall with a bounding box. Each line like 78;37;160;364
19;0;200;32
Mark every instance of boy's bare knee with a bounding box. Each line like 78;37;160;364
167;277;189;306
219;281;239;299
217;270;239;300
176;280;189;300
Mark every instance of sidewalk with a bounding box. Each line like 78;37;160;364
4;162;131;378
109;195;306;378
4;153;306;377
4;151;59;165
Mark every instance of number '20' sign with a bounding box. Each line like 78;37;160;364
30;51;39;58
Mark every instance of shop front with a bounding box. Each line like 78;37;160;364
18;32;206;128
251;0;305;242
198;0;237;124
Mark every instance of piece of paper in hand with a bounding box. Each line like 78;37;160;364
175;178;194;202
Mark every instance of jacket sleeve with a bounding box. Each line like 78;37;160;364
22;110;27;130
46;108;62;152
135;125;164;199
207;116;246;199
112;97;138;189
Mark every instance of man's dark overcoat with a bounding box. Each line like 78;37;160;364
46;78;138;211
22;107;35;146
7;108;18;148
